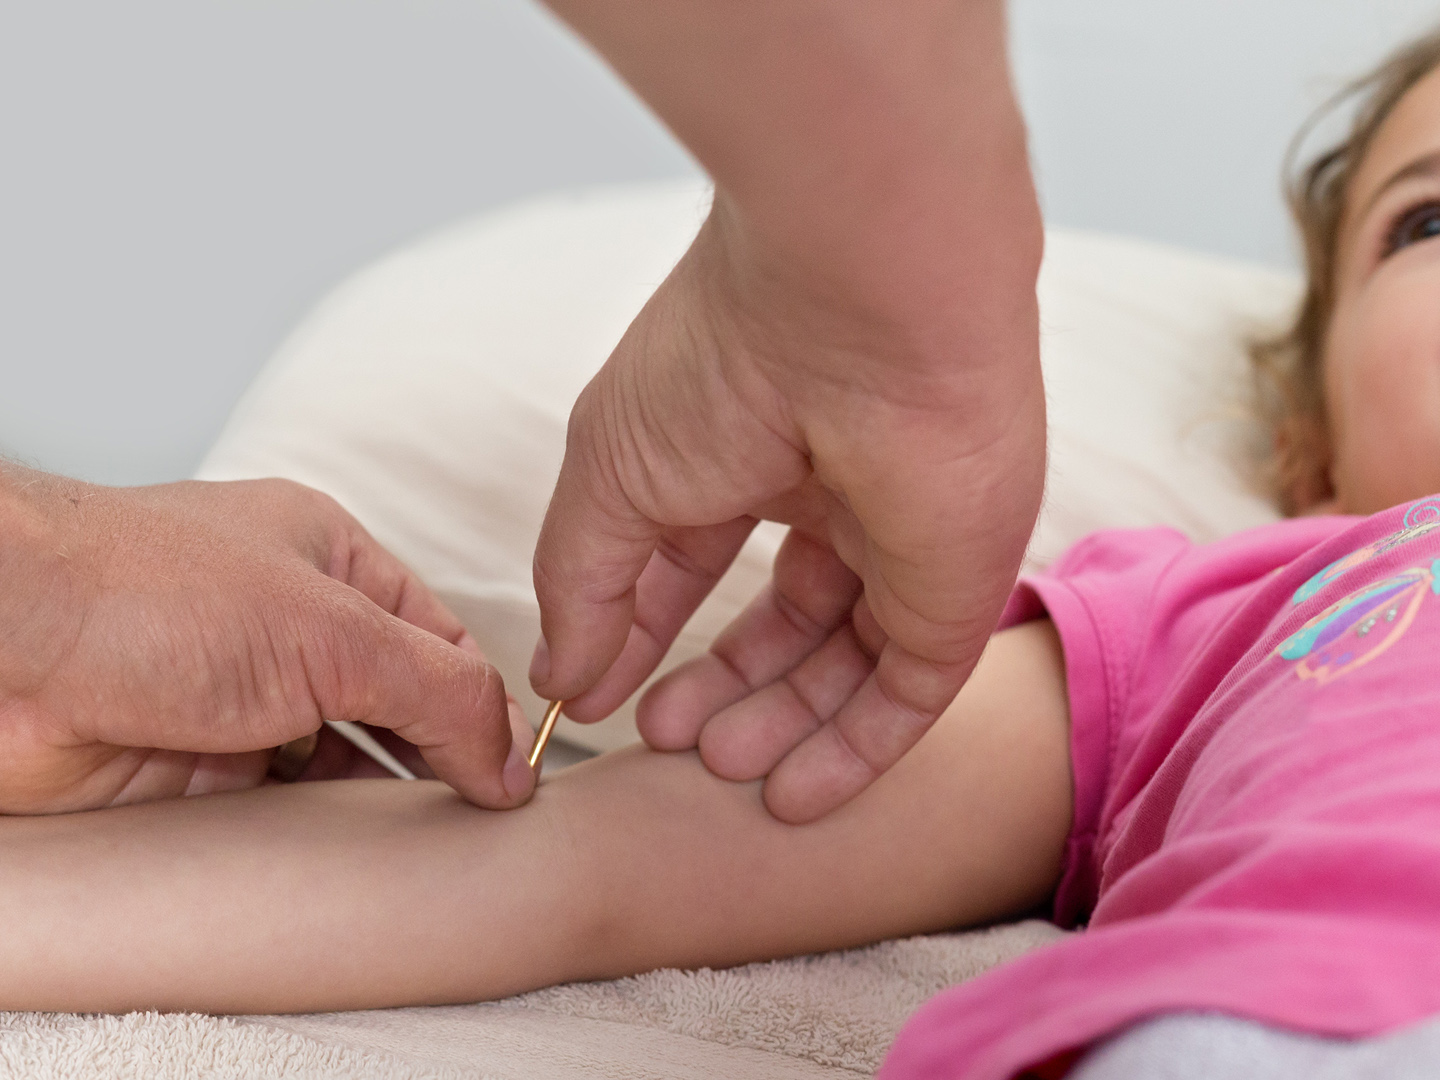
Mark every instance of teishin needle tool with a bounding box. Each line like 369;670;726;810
284;706;559;782
325;719;417;780
528;700;565;770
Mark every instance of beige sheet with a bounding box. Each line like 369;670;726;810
0;921;1065;1079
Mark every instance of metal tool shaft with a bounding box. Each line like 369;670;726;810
528;700;565;770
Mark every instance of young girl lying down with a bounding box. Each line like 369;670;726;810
9;26;1440;1080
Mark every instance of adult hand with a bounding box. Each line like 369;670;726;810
532;2;1046;822
0;468;535;814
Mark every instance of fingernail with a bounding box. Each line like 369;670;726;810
529;634;551;687
503;739;536;802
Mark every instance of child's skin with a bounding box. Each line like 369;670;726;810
5;62;1440;1020
1319;64;1440;514
0;621;1068;1013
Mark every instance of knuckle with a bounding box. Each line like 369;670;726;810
301;586;388;715
771;588;828;641
258;476;313;508
274;478;350;529
470;656;505;709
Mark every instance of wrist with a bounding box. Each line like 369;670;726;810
711;3;1040;318
700;160;1041;410
553;0;1040;354
0;466;92;701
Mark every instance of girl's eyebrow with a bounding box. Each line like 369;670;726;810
1360;148;1440;218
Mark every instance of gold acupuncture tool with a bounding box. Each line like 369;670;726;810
528;699;565;770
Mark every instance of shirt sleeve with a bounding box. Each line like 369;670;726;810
998;528;1194;925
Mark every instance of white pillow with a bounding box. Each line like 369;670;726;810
198;181;1298;753
1028;230;1294;566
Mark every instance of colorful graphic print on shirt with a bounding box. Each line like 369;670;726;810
1277;558;1440;684
1292;498;1440;605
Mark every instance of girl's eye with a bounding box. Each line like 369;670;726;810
1384;201;1440;256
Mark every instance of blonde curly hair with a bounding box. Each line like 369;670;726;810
1254;26;1440;514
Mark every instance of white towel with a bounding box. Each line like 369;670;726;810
0;921;1065;1079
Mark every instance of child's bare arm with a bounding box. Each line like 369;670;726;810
0;620;1069;1015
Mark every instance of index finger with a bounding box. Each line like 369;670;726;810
328;515;478;653
303;582;537;807
529;393;663;703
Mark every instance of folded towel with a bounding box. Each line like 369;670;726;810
0;921;1064;1079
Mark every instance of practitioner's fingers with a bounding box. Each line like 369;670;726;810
306;583;534;807
299;490;534;797
529;386;664;705
327;516;476;651
181;751;276;795
635;531;861;751
749;378;1044;823
697;620;874;781
85;749;273;808
529;274;814;712
562;518;756;723
761;643;968;824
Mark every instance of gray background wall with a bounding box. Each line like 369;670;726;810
2;0;1437;487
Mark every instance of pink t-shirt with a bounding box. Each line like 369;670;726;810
881;495;1440;1080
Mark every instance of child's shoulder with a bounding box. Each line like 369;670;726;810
1027;497;1440;651
1046;509;1390;588
1012;513;1373;658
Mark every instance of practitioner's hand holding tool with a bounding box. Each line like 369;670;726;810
0;468;536;814
531;2;1046;823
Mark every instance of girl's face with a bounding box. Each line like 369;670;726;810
1325;64;1440;514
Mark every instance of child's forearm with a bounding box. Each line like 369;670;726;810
0;620;1071;1015
0;777;580;1013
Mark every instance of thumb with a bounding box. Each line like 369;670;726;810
530;400;661;703
312;588;534;807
